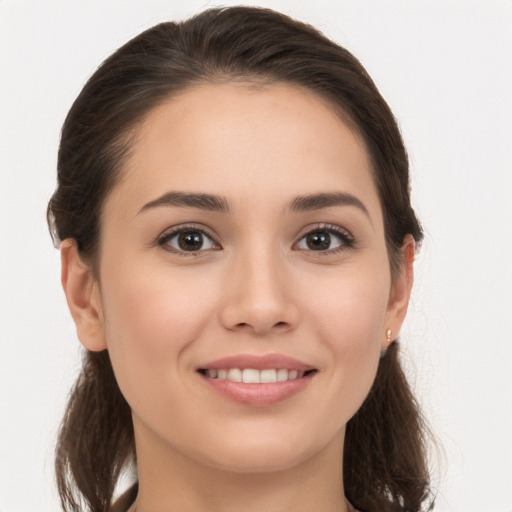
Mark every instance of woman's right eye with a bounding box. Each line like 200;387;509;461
158;227;220;254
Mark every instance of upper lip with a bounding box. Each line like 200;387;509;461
198;353;315;372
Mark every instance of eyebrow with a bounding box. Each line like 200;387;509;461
138;191;230;214
138;190;370;220
289;192;370;218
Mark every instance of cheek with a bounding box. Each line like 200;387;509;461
97;259;217;402
101;257;214;345
304;264;390;408
308;261;390;347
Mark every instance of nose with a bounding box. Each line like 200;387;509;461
219;247;299;335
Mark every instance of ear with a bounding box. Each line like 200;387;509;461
60;239;107;351
383;234;416;349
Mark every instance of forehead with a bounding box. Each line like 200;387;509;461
106;82;381;220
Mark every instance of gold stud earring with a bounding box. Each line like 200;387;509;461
381;329;392;359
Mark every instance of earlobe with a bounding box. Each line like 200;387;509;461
383;234;416;348
60;239;107;352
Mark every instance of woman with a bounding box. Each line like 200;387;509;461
48;6;433;512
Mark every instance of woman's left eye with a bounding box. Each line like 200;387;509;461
295;226;353;253
158;227;219;253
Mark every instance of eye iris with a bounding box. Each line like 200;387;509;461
178;231;203;251
307;232;331;250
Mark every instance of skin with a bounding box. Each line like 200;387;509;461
61;83;414;512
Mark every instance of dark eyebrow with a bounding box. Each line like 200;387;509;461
138;191;230;214
289;192;371;219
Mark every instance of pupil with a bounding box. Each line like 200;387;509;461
307;232;330;250
178;231;203;251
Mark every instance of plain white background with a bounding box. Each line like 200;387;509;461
1;1;511;511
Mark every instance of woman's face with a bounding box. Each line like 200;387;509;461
69;82;412;474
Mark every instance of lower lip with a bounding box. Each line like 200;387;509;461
199;372;315;407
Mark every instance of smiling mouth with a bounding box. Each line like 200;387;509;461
198;368;317;383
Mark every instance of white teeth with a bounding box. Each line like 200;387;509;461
242;368;260;383
260;369;277;383
205;368;308;383
227;368;242;382
277;368;288;382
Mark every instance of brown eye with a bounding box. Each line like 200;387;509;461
159;228;218;253
177;231;204;251
305;232;332;251
295;226;353;253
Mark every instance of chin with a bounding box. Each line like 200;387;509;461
206;447;310;474
197;428;338;474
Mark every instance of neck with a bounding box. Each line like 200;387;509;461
131;421;350;512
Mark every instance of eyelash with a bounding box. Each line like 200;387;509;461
157;224;221;256
294;223;355;254
157;223;355;256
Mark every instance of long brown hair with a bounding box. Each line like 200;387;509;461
48;6;432;512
